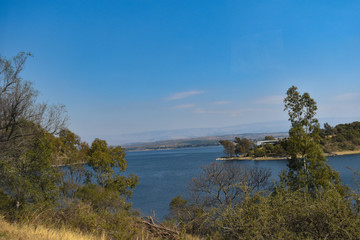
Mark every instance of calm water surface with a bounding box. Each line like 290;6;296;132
124;146;360;220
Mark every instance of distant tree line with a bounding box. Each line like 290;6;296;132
219;137;287;158
320;121;360;152
220;121;360;158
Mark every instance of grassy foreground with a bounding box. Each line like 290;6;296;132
0;217;102;240
0;216;203;240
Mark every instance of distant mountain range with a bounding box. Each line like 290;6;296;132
105;120;291;146
123;132;289;152
99;117;357;148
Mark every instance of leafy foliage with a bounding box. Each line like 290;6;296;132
281;86;343;193
320;121;360;152
2;52;360;239
167;86;359;239
0;53;66;218
222;188;360;240
0;131;60;219
234;137;254;156
219;140;235;157
87;138;138;198
0;53;157;240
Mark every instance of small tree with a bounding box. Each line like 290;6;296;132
51;129;89;199
0;132;60;212
234;137;254;156
323;122;334;136
88;139;138;194
219;140;235;157
77;139;139;209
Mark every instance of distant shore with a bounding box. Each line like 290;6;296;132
216;156;287;161
328;150;360;156
216;150;360;161
125;145;221;152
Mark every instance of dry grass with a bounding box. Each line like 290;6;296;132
331;150;360;156
184;234;203;240
0;216;103;240
0;216;203;240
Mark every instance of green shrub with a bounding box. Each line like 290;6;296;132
221;188;360;240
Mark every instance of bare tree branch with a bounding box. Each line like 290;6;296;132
189;162;271;208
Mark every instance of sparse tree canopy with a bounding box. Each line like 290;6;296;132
0;52;67;145
167;162;271;236
0;53;67;211
189;162;271;208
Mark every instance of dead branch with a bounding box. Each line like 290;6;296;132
141;216;179;240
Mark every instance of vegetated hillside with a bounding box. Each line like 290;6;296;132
320;121;360;153
123;132;288;151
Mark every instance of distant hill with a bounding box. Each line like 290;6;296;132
124;132;288;151
320;121;360;153
104;120;291;145
123;121;360;152
97;117;357;146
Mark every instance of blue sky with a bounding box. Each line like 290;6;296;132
1;0;360;143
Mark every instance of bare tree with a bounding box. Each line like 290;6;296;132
0;52;29;96
0;52;68;209
189;162;271;208
0;52;67;146
167;162;272;236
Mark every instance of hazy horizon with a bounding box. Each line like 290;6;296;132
97;117;358;145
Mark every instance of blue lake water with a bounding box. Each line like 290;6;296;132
125;146;360;220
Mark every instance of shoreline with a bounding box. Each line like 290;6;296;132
216;156;287;161
328;150;360;156
216;150;360;161
125;145;220;152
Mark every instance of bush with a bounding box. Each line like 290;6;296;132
54;201;139;239
167;163;271;238
219;188;360;239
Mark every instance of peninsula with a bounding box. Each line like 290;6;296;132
217;121;360;161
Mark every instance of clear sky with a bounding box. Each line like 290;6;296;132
1;0;360;143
